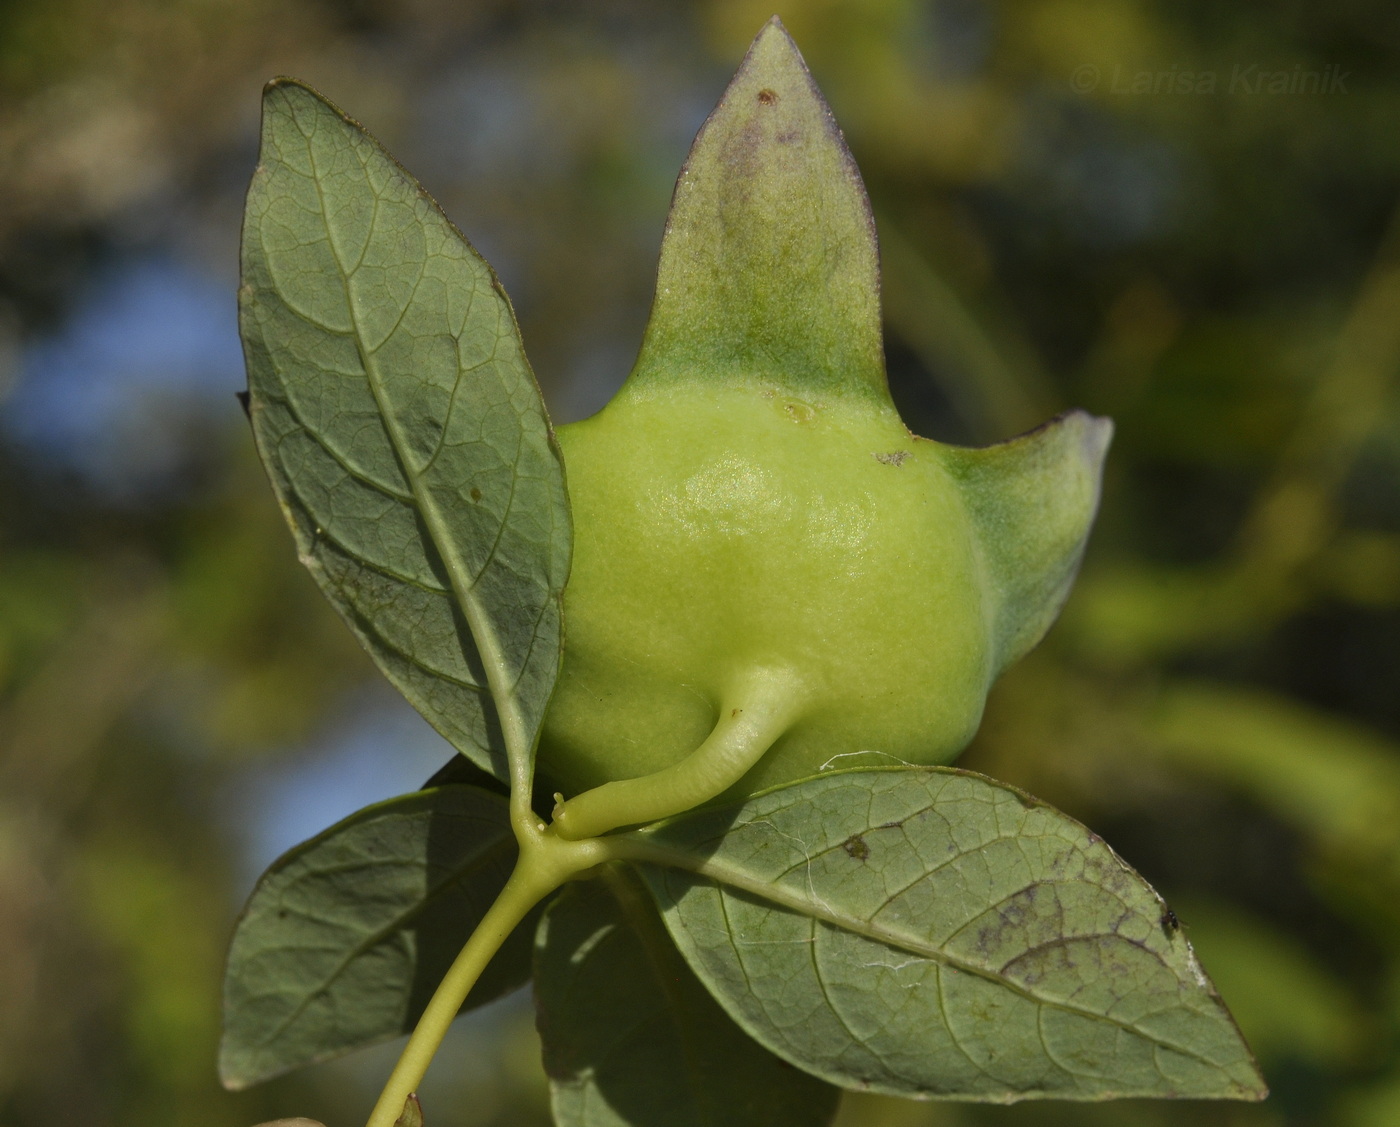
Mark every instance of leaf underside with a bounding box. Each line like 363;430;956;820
625;767;1266;1103
220;786;540;1089
239;79;569;783
535;869;839;1127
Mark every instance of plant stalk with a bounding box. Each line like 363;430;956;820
551;665;804;840
363;827;612;1127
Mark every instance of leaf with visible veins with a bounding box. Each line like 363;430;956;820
220;786;541;1088
239;79;569;786
618;767;1266;1103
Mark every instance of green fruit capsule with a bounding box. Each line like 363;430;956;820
541;20;1110;838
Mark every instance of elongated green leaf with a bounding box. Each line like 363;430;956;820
535;868;839;1127
220;786;542;1089
240;79;569;783
618;768;1265;1103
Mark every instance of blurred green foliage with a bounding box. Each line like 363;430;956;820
2;1;1400;1125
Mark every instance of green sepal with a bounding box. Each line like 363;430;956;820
941;410;1113;672
627;17;887;404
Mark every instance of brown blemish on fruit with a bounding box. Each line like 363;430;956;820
757;88;778;105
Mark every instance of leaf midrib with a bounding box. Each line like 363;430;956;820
300;119;530;783
617;837;1230;1074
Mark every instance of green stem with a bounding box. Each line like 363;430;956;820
551;665;805;841
364;667;802;1124
363;828;613;1127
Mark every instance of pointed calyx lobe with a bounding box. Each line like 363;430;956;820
947;411;1113;674
620;21;1110;677
628;18;885;402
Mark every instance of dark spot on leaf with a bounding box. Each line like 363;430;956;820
843;834;871;861
757;88;778;105
971;886;1045;955
776;129;800;144
1161;907;1180;935
470;487;483;502
874;451;910;467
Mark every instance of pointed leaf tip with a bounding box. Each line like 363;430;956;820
629;20;886;403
